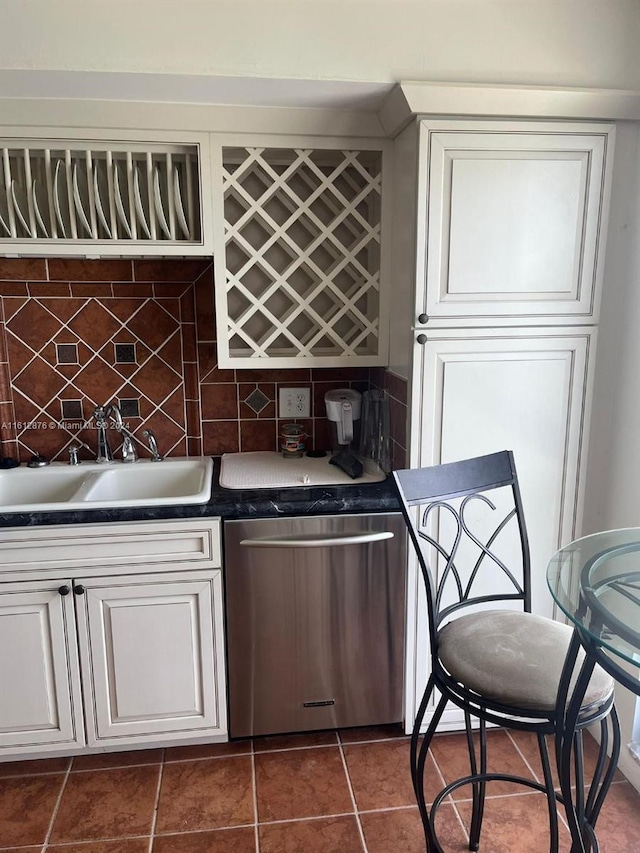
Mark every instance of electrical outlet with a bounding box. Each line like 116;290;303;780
279;387;311;419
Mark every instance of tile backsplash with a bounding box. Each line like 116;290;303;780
0;258;407;467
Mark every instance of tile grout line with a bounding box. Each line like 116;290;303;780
505;730;543;785
147;748;166;853
337;739;369;853
251;810;364;828
505;730;570;833
40;760;72;852
69;759;164;773
428;744;471;845
251;739;260;853
148;825;255;840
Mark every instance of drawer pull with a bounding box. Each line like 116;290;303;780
58;585;70;596
73;584;86;596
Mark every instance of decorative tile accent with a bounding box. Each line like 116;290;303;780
115;343;136;364
61;400;83;421
244;388;270;414
56;343;78;364
119;398;140;418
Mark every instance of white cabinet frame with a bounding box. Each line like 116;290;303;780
211;133;392;367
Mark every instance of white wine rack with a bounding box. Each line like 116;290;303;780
214;144;386;367
0;140;203;251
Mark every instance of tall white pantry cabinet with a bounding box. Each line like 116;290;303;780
390;119;616;729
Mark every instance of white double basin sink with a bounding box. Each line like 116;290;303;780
0;457;214;513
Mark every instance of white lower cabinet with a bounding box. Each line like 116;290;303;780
412;326;595;616
77;571;224;746
405;327;596;729
0;519;227;760
0;581;84;751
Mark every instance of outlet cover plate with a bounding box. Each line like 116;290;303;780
279;387;311;418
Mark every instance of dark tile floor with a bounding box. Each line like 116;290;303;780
1;726;639;852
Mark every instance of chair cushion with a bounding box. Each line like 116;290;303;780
438;610;614;712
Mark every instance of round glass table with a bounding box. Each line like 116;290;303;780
547;528;640;853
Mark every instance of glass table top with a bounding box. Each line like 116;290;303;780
547;528;640;668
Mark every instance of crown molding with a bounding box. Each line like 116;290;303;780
380;82;640;136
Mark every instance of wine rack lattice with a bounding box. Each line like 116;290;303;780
221;146;382;362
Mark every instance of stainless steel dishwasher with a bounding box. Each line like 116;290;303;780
224;513;406;738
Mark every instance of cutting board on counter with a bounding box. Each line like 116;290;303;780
219;452;386;489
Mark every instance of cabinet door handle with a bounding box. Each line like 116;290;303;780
417;333;428;345
58;585;70;596
73;584;86;596
418;313;429;324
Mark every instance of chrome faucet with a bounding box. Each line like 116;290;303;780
68;442;88;465
93;405;113;463
109;404;138;463
142;428;163;461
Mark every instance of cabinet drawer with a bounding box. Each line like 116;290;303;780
0;519;221;579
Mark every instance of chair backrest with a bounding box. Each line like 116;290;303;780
393;451;531;652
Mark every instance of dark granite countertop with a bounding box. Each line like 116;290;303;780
0;457;400;528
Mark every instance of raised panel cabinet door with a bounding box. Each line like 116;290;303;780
405;327;595;729
416;121;614;324
75;571;226;746
0;582;84;751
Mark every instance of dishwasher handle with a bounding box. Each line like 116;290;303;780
239;531;394;548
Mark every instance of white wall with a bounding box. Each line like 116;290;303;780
584;122;640;534
1;0;640;90
582;121;640;792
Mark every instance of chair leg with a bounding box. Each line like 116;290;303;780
466;715;487;852
411;676;448;853
411;673;435;798
537;732;560;853
573;731;586;840
584;706;622;836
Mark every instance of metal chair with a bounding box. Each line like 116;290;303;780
393;451;619;852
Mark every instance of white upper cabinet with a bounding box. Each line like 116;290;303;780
212;135;391;368
416;120;615;326
0;131;213;256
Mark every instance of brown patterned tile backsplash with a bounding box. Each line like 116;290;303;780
0;259;407;465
